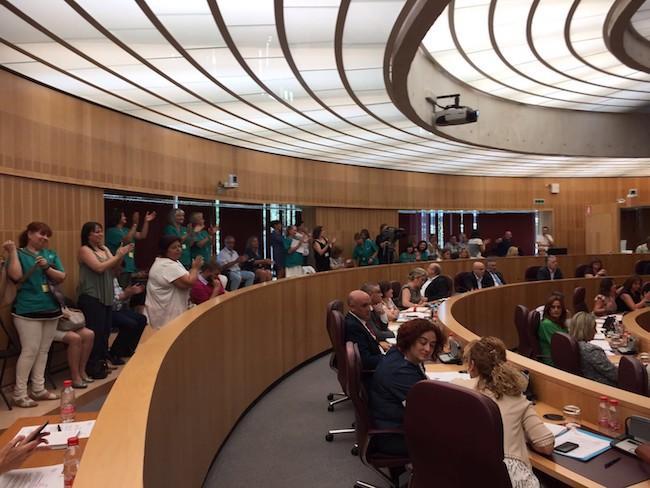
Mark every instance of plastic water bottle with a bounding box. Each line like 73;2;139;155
608;399;620;433
60;380;76;423
598;396;609;429
63;436;80;487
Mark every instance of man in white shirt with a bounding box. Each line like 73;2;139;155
635;236;650;254
536;226;554;255
217;236;255;290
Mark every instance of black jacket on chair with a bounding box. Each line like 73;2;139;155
462;273;494;291
344;312;383;371
423;275;452;301
536;267;564;281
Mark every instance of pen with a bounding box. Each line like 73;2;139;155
604;457;621;469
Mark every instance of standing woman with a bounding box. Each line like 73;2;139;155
163;208;192;269
312;226;336;272
4;222;66;407
106;208;156;287
78;222;133;379
146;236;203;329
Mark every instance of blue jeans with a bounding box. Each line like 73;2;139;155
228;270;255;290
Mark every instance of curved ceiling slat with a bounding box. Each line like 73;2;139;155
0;0;648;176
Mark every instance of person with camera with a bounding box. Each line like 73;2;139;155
375;224;397;264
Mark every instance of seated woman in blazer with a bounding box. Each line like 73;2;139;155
453;337;554;488
569;312;617;386
368;319;445;457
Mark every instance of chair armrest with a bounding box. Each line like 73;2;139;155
368;428;404;436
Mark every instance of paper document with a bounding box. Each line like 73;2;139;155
16;420;95;449
553;428;611;461
543;422;568;437
0;464;63;488
386;337;396;345
426;371;470;382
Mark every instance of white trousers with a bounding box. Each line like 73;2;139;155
12;315;58;398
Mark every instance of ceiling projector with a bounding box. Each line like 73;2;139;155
427;94;479;126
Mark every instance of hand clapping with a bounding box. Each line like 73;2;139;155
144;211;156;222
2;240;16;253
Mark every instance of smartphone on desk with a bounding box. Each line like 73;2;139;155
555;441;579;454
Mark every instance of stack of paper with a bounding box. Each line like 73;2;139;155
553;428;612;461
0;464;63;488
426;371;470;382
16;420;95;449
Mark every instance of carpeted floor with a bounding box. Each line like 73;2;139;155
203;355;387;488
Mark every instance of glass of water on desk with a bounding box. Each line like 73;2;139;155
562;405;581;429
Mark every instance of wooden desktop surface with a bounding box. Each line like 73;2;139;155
72;255;646;487
0;412;96;469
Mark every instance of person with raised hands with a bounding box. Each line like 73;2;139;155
78;221;133;379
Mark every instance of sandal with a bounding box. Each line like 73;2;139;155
72;381;88;389
13;396;38;408
30;389;60;401
81;375;94;383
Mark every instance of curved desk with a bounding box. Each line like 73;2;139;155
74;255;646;487
623;308;650;354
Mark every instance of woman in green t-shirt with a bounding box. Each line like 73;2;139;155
399;243;417;263
163;209;192;269
4;222;66;408
538;294;569;366
189;212;216;264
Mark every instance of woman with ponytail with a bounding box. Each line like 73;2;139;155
454;337;554;488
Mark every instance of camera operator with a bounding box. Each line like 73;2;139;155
376;224;395;265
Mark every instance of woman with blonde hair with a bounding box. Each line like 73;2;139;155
569;312;617;386
400;267;427;309
454;337;554;488
506;246;519;257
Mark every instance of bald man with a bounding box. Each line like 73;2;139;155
462;261;494;291
344;290;384;372
422;263;451;301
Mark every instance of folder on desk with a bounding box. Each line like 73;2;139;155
553;428;612;461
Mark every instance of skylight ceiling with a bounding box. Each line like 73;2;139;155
424;0;650;112
0;0;649;177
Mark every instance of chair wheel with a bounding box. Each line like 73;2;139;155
327;393;334;401
351;446;359;456
328;405;334;412
325;433;334;442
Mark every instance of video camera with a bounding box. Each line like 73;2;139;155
380;226;406;243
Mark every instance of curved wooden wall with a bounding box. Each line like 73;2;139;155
73;255;646;487
623;308;650;352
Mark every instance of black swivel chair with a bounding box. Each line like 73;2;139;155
0;316;21;409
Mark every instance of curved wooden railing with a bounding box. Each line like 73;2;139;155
74;254;645;487
623;308;650;353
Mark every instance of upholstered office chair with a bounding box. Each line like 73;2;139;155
634;259;650;275
524;266;541;282
326;300;347;409
0;316;21;409
572;286;588;313
325;304;356;442
618;356;649;396
527;310;546;362
514;305;533;358
551;333;581;375
390;281;402;308
441;275;454;297
346;342;408;488
404;380;512;488
574;264;591;278
453;272;472;293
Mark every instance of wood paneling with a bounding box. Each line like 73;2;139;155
3;70;650;255
585;203;620;253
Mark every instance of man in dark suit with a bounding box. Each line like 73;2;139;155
422;263;451;301
462;261;494;291
537;255;564;281
494;230;513;257
344;290;384;372
361;282;395;342
486;260;506;287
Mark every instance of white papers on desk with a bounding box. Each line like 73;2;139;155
402;312;430;319
426;371;470;382
16;420;95;449
0;464;63;488
553;428;612;461
386;337;397;345
543;422;568;438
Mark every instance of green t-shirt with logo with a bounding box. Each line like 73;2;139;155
191;229;211;263
164;224;191;268
284;237;303;267
106;226;135;272
14;249;63;316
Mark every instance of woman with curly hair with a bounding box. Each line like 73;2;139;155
454;337;554;488
369;319;445;457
